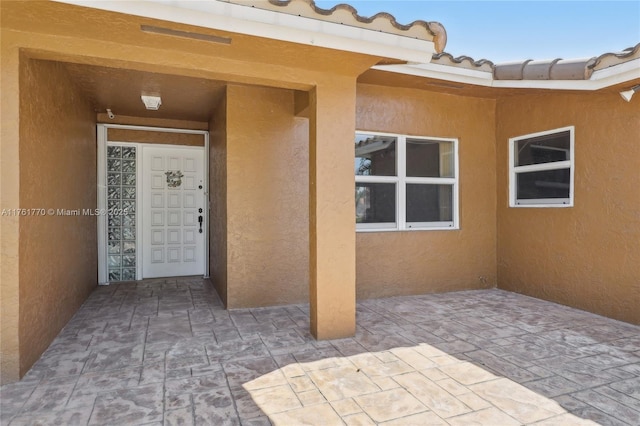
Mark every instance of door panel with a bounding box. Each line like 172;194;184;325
142;146;205;278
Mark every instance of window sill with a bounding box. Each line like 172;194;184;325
510;202;573;208
356;226;460;233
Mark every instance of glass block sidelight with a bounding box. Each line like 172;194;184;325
106;144;136;282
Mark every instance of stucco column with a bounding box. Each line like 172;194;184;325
309;79;357;340
1;38;21;384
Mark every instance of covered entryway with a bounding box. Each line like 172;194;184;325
97;124;209;284
1;0;387;384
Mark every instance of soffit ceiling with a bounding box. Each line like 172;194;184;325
64;63;227;122
358;69;503;98
358;69;640;99
62;60;640;121
8;1;380;81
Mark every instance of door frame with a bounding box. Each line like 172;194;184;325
97;123;210;284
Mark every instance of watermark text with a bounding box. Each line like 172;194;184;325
1;208;130;216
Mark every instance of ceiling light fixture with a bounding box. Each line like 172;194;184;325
141;95;162;110
619;85;640;102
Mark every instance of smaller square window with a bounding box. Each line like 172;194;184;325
509;126;574;207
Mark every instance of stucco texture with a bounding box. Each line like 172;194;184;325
2;0;638;385
209;89;229;306
1;1;380;375
354;83;497;299
1;28;21;385
224;85;310;308
18;59;98;376
308;80;358;339
496;91;640;325
107;128;204;146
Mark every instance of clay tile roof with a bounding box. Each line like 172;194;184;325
493;43;640;81
550;58;598;80
223;0;448;52
431;53;494;72
495;57;598;80
590;43;640;71
431;43;640;81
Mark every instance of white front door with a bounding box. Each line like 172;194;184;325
142;145;206;278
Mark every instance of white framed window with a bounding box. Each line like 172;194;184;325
355;131;459;232
509;126;574;208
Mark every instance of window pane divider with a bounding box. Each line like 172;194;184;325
357;223;398;230
398;135;407;230
404;177;456;185
355;175;398;183
514;160;571;174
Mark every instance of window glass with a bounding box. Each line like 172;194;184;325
516;169;570;200
510;126;574;207
406;139;454;178
515;131;570;167
355;183;396;224
355;132;458;230
406;184;453;222
355;134;396;176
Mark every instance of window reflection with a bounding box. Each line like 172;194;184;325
355;183;396;224
355;134;397;176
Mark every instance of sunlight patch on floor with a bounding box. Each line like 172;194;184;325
244;343;599;425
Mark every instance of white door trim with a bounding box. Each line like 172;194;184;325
97;123;210;284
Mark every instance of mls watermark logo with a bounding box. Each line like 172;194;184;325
165;170;184;188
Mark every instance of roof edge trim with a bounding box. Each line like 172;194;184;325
238;0;447;51
374;58;640;91
52;0;437;62
374;62;493;87
590;43;640;70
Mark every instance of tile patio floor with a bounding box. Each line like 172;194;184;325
1;278;639;426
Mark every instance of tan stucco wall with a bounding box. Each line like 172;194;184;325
225;85;310;308
1;30;22;385
209;90;229;306
355;84;497;299
107;128;204;146
1;0;634;387
97;114;208;131
1;1;378;351
496;91;640;324
17;59;97;376
0;1;376;93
